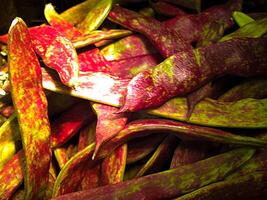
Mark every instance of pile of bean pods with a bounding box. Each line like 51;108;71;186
0;0;267;199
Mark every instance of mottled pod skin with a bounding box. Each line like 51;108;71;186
51;102;95;148
101;144;127;185
0;150;23;200
0;105;14;118
164;0;242;44
52;143;100;197
175;171;267;200
109;54;161;79
170;140;212;168
100;34;158;61
77;122;96;151
8;18;51;200
226;130;267;180
108;5;192;58
52;148;255;200
120;37;267;112
226;148;267;180
78;48;113;73
148;97;267;128
96;119;266;159
148;18;267;127
92;103;128;158
1;24;81;87
30;25;80;88
78;48;160;79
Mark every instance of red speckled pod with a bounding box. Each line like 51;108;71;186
78;48;112;73
96;119;266;159
227;148;267;180
101;144;127;185
0;150;23;200
109;54;161;79
120;37;267;112
30;25;80;87
91;103;128;158
52;143;100;197
51;101;95;148
174;171;267;200
52;148;255;200
79;48;161;79
100;34;158;61
226;131;267;179
108;5;192;58
8;18;51;200
170;140;212;168
1;24;81;87
164;0;242;44
77;122;96;151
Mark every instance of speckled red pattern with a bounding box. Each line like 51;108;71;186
97;118;266;159
108;5;192;58
0;150;24;199
51;102;95;148
30;25;80;87
92;103;128;157
164;0;242;44
8;18;51;200
52;148;254;200
120;38;267;112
